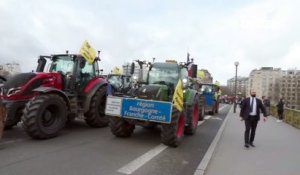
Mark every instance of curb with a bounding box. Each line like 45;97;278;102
193;105;233;175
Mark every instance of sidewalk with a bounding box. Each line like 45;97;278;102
205;108;300;175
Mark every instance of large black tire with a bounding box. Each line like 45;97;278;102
109;117;135;137
84;86;108;127
198;97;205;121
4;107;23;130
161;108;185;147
185;98;199;135
22;94;67;139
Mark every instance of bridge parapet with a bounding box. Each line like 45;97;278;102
270;105;300;128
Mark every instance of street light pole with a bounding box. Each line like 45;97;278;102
233;61;239;113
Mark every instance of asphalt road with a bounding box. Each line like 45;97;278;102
0;104;231;175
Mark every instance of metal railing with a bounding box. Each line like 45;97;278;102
270;105;300;129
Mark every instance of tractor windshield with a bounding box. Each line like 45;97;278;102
108;75;123;89
201;84;214;94
148;64;179;86
49;56;74;74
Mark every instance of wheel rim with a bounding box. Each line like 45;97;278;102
41;105;59;127
192;104;199;127
176;113;184;138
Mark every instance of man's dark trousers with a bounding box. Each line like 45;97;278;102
244;116;258;144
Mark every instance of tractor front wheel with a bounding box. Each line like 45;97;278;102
109;117;135;137
84;86;108;127
161;108;185;147
4;106;23;130
22;94;67;139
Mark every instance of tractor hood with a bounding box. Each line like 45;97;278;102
137;84;169;101
1;72;62;100
3;73;36;93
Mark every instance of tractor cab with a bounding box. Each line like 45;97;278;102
107;74;131;95
38;54;100;93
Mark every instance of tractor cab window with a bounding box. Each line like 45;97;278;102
49;56;74;74
76;59;96;87
201;85;214;94
148;67;178;87
107;75;122;89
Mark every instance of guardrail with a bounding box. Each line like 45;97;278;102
270;105;300;129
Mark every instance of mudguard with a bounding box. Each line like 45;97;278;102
33;87;71;110
83;79;107;113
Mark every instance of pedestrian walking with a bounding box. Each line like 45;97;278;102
240;90;268;148
276;98;285;122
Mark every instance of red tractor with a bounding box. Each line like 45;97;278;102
0;53;108;139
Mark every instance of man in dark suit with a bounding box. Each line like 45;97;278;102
240;90;268;148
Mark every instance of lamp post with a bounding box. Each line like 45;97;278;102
233;61;239;113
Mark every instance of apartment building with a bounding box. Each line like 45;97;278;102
247;67;282;100
227;76;248;97
276;69;300;109
0;63;21;78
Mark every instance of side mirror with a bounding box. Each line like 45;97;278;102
130;62;135;75
191;64;197;78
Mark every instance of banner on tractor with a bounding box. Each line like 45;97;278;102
112;67;122;75
80;40;96;65
197;70;205;79
105;96;172;123
172;79;183;112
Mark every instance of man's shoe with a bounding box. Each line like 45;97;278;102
244;144;249;148
249;143;255;147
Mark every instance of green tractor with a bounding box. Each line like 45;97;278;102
105;58;203;147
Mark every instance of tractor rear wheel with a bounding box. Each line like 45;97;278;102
22;94;67;139
109;117;135;137
185;98;199;135
84;86;108;127
161;108;185;147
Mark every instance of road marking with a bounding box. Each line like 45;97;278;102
218;105;226;111
197;121;205;126
204;116;211;120
118;144;168;174
194;106;232;175
0;139;26;146
211;117;222;120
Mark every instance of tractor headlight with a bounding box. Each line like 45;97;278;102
182;78;188;88
132;75;138;83
7;87;22;97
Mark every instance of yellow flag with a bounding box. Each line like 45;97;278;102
112;67;122;75
80;40;96;64
197;70;205;79
172;79;183;112
214;80;220;86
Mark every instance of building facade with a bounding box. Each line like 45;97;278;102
276;69;300;109
243;67;299;110
0;63;21;78
247;67;282;100
227;76;248;97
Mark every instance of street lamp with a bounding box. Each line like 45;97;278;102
233;61;239;113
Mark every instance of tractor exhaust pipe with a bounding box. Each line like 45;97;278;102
36;56;47;72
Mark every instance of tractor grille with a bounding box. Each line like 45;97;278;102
137;85;161;100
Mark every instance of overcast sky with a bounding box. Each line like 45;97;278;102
0;0;299;85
